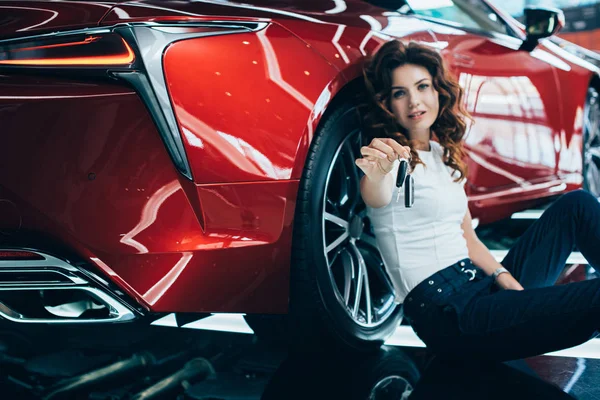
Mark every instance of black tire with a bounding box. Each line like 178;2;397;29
583;86;600;199
251;102;403;352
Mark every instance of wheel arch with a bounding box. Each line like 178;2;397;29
291;75;368;180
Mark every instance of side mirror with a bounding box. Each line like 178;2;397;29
519;7;565;52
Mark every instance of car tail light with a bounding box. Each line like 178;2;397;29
0;33;135;67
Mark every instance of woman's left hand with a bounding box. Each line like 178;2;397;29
496;273;524;291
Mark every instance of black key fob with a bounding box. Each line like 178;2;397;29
396;159;408;188
404;174;414;208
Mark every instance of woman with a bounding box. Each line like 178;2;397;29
355;40;600;361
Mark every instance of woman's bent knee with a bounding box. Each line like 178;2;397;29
558;190;599;218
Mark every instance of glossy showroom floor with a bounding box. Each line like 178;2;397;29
1;205;599;400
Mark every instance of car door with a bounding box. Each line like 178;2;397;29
403;0;564;204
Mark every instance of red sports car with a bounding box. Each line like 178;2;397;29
0;0;598;351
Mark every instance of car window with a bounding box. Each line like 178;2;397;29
405;0;517;37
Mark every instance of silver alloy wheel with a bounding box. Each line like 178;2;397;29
584;88;600;199
321;129;397;328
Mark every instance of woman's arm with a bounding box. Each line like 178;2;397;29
461;210;524;291
360;173;395;209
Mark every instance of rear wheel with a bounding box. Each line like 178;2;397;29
583;87;600;199
287;103;402;351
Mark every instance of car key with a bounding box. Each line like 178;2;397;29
405;174;414;208
395;159;409;203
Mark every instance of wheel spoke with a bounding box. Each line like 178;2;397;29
352;265;363;318
588;146;600;162
342;140;361;211
335;153;352;210
359;231;378;249
349;242;372;323
586;161;600;198
326;231;349;254
358;233;396;297
340;249;355;305
585;118;597;142
324;212;349;229
326;197;341;214
328;249;341;269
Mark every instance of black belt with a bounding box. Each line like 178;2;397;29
403;258;484;317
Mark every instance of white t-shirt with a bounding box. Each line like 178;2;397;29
367;140;470;304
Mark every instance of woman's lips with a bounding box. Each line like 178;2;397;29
408;111;426;120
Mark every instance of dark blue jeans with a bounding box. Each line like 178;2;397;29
403;190;600;361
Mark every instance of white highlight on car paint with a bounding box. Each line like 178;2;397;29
89;257;120;277
0;6;59;32
331;25;350;64
216;130;292;179
549;182;568;192
181;313;255;334
384;325;426;347
490;250;588;265
359;14;382;31
187;0;326;24
325;0;347;14
255;28;314;111
182;127;205;149
547;340;600;359
531;48;572;72
407;0;454;10
358;15;390;56
563;358;586;393
143;253;193;306
510;210;544;219
151;313;178;327
542;39;600;74
468;180;566;202
120;180;182;254
466;151;526;185
112;7;131;19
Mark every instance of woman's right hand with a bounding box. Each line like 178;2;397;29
355;138;411;180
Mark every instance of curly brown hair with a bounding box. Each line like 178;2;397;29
360;40;471;182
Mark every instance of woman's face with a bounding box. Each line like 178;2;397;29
389;63;439;137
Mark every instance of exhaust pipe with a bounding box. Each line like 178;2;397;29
0;249;135;323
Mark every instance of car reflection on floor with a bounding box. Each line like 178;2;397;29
0;321;583;400
255;346;575;400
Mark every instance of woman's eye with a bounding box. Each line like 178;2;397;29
418;83;429;90
393;90;405;98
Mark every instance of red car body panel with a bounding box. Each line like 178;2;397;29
162;24;339;183
0;0;597;314
0;74;295;313
0;1;119;38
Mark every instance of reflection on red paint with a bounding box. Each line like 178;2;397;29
120;180;182;254
144;252;193;305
